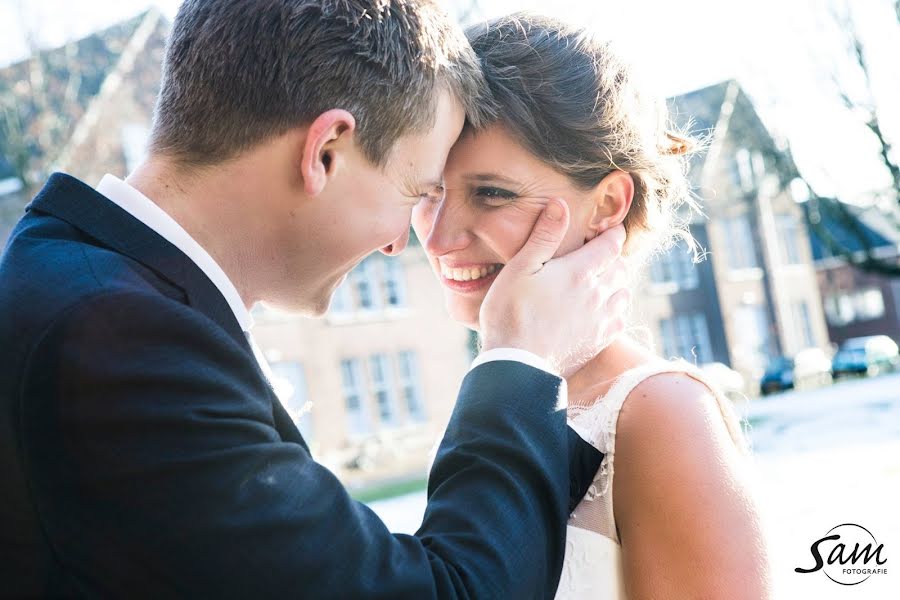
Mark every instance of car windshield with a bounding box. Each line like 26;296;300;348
765;357;793;373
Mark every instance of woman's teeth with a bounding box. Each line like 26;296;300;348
441;263;501;282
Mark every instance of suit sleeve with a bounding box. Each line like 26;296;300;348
21;291;572;599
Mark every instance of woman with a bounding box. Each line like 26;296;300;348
414;13;770;599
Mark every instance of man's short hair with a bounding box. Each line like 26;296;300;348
150;0;491;167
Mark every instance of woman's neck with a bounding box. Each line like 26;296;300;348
565;333;659;409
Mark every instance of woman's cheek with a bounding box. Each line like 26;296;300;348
487;206;543;260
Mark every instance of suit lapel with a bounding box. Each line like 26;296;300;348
30;173;311;453
28;173;249;350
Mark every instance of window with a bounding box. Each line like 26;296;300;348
341;358;371;435
659;312;713;363
353;258;380;311
329;279;352;314
733;147;754;192
383;257;407;308
721;215;758;270
824;295;852;326
751;151;766;181
730;147;765;193
858;289;887;320
369;354;397;427
270;361;313;441
649;243;699;291
825;288;885;325
397;350;426;422
329;256;407;318
791;301;815;348
776;215;802;265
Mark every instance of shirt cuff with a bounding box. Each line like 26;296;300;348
469;347;558;375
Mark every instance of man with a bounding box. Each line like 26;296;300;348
0;1;628;597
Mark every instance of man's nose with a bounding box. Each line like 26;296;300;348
380;227;410;256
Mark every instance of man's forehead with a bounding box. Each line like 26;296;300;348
388;92;463;186
390;142;446;187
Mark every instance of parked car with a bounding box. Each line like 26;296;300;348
699;362;746;400
760;348;833;396
831;335;900;379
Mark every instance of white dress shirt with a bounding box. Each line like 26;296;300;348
95;174;564;404
97;174;253;332
96;175;277;383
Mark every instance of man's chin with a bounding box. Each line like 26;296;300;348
261;293;330;318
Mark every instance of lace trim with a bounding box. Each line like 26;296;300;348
566;358;747;544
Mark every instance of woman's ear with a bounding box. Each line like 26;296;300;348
585;170;634;242
300;109;356;196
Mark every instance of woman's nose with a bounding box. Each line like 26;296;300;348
423;200;472;257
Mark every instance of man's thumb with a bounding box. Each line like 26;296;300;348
509;199;568;273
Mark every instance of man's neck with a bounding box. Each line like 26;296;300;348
125;158;262;310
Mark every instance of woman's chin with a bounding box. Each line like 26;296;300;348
445;297;482;330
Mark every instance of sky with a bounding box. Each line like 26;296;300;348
1;0;898;204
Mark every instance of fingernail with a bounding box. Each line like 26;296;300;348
545;200;563;221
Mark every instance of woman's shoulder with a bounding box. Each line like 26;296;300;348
610;364;767;597
619;359;749;452
615;361;747;456
621;365;720;430
612;361;752;522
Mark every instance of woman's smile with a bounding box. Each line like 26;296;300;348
437;261;504;293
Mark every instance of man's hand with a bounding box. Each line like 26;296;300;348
479;198;628;378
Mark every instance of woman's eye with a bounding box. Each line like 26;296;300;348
474;186;517;203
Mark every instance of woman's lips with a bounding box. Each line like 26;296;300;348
437;263;503;294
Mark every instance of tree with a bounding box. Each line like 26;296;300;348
800;1;900;276
0;0;84;193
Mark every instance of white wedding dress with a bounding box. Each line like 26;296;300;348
555;358;746;599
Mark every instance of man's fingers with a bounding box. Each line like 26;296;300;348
608;257;628;289
604;287;631;316
506;199;569;274
604;316;626;343
558;224;626;278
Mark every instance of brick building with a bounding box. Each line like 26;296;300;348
633;80;831;388
804;197;900;346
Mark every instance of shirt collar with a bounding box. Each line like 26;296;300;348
96;174;255;332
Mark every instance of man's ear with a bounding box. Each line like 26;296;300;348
585;170;634;242
300;109;357;196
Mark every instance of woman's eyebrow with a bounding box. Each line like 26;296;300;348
461;173;520;185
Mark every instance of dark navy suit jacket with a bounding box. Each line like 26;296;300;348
0;174;603;598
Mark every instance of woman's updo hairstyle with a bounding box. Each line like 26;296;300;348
466;13;702;264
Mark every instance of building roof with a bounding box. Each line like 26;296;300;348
0;10;153;181
667;80;732;137
667;79;737;187
803;197;900;261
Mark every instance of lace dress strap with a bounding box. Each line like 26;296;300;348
566;358;747;545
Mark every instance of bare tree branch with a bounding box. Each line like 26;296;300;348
788;0;900;276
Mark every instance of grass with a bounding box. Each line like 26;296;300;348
350;476;428;504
